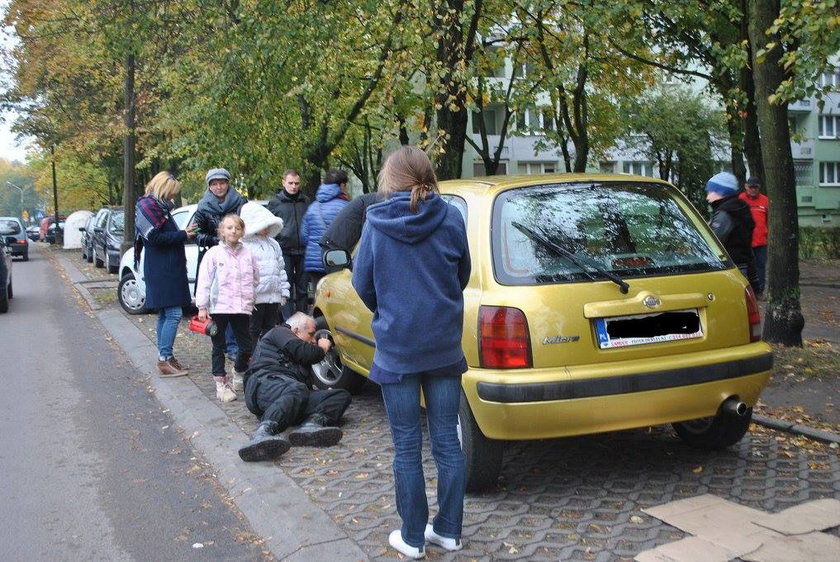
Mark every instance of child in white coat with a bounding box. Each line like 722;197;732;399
240;201;291;389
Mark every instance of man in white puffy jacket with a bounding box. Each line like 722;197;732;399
240;202;291;390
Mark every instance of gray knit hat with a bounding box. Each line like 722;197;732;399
205;168;231;186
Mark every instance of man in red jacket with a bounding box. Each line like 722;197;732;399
739;177;769;299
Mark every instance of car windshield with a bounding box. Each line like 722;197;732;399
0;220;22;235
109;211;125;233
492;181;726;285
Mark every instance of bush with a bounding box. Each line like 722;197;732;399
799;226;840;259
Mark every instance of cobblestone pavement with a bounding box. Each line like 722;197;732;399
60;247;840;561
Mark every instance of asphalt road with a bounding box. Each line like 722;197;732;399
0;250;270;561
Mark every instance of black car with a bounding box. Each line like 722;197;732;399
80;214;96;262
91;206;124;274
0;217;28;261
0;221;15;313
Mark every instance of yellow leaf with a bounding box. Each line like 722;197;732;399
692;466;703;473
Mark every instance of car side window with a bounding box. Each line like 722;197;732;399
440;195;468;226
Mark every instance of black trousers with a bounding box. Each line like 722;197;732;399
209;313;251;376
281;254;308;320
249;302;280;352
247;373;351;432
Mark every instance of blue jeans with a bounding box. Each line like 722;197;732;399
380;374;465;548
156;305;183;360
225;323;239;356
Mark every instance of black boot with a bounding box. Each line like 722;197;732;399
288;414;342;447
238;421;291;462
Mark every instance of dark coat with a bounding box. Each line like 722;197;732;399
192;188;248;251
139;204;191;310
352;191;471;374
320;191;382;252
300;184;349;274
710;194;755;267
244;323;326;415
266;189;310;255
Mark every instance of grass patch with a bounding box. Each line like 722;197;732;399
92;289;117;306
771;340;839;382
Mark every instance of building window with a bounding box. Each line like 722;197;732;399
600;162;616;174
622;161;656;177
819;162;840;185
472;109;498;135
819;69;840;90
515;106;552;135
818;115;839;138
794;160;813;186
479;45;506;78
517;162;557;174
473;161;507;176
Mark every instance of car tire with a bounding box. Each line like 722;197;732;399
118;272;148;315
22;251;28;262
95;248;104;268
0;281;8;313
672;408;752;450
310;319;367;394
107;253;117;274
458;392;503;492
86;244;93;263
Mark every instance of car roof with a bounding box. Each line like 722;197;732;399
439;173;673;197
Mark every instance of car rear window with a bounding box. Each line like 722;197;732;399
0;219;22;235
492;181;726;285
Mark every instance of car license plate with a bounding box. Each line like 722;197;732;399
595;309;703;349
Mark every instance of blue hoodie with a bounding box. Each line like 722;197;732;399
300;183;349;273
352;191;471;374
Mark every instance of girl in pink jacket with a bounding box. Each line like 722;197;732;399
196;214;259;403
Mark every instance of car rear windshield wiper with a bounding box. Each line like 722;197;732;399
511;221;630;294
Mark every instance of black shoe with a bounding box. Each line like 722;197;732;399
288;415;342;447
238;421;290;462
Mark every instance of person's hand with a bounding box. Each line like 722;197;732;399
198;308;208;322
317;336;332;353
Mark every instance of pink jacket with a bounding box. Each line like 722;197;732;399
195;242;259;315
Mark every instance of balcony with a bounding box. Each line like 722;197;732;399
788;99;813;112
791;139;815;159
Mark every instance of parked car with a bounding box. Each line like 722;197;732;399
91;206;124;273
118;204;198;314
45;221;65;244
26;225;40;242
0;220;15;313
313;173;772;491
80;214;96;262
0;217;28;261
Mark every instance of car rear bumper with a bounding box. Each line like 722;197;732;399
10;243;27;255
463;343;772;440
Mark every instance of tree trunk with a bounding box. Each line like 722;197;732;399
748;0;804;346
121;52;137;255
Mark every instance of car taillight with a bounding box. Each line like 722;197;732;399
479;305;532;368
745;286;762;342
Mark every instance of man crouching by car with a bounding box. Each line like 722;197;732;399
238;312;352;462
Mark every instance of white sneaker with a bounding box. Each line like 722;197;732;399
424;524;463;551
388;530;425;559
215;379;237;403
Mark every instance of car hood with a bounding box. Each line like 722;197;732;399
365;192;448;245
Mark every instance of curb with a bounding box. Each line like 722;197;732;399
752;414;840;445
51;247;369;562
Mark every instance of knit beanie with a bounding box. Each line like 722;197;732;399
205;168;231;186
705;172;738;197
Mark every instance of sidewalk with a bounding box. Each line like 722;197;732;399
45;244;840;561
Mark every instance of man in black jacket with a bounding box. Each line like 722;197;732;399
706;172;758;288
266;169;310;319
238;312;352;462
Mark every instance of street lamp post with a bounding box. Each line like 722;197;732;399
5;181;24;218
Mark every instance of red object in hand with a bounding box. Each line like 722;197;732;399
189;315;218;336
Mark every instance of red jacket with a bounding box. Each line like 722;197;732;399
739;192;769;247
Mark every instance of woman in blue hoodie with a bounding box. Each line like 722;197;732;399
352;146;471;559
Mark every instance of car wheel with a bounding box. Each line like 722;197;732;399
0;281;8;313
86;244;93;263
22;251;28;262
310;320;367;394
107;253;118;274
95;248;104;268
458;391;503;492
118;272;148;315
672;408;752;450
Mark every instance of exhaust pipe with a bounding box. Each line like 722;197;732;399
721;398;748;417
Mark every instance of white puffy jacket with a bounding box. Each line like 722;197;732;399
240;202;290;304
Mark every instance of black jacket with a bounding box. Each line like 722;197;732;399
320;192;381;253
709;194;755;266
192;188;248;250
266;189;310;255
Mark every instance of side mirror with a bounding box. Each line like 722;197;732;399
323;248;352;269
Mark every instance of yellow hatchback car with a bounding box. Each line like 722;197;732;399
312;174;772;490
